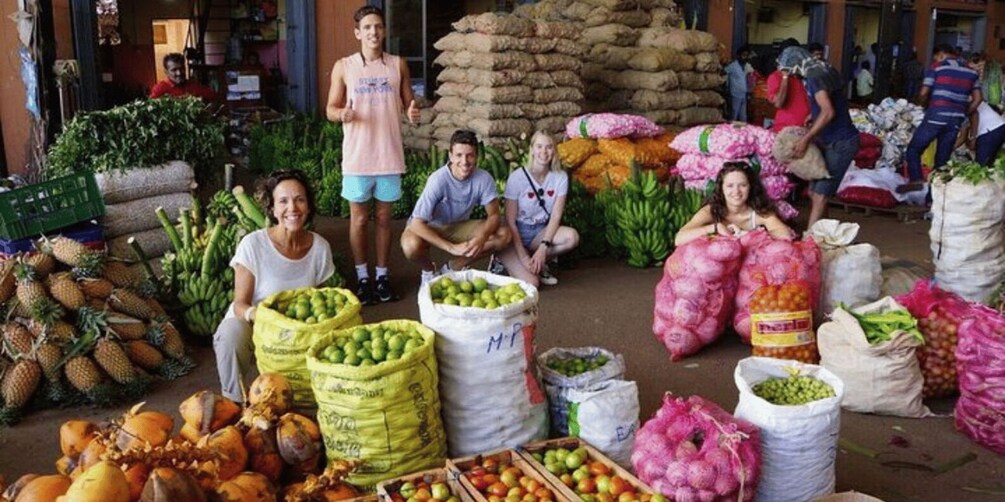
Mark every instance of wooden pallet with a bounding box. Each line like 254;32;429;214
829;200;929;222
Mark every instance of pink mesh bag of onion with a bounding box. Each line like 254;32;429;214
631;394;761;502
955;304;1005;454
654;236;742;360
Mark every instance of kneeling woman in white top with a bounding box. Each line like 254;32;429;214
495;131;580;287
214;170;336;402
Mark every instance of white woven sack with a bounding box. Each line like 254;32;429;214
566;380;639;469
929;176;1005;302
537;346;626;436
817;298;931;417
102;192;193;238
107;227;174;260
808;220;882;321
734;357;845;502
94;161;195;204
418;270;547;457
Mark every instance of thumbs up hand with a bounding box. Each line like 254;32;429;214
341;98;356;123
407;99;421;125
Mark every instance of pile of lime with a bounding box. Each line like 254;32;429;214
269;289;348;324
318;324;427;367
430;277;527;309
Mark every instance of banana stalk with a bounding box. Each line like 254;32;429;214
233;185;267;228
180;208;193;250
128;237;158;283
156;206;184;252
201;220;225;281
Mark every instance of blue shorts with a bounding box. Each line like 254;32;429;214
811;134;861;197
518;222;547;249
341;174;402;203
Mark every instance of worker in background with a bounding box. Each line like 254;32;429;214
725;45;753;122
149;53;215;101
766;38;811;132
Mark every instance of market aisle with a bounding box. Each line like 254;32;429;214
1;208;999;501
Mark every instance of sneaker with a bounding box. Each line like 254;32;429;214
420;269;437;286
375;275;399;303
487;254;507;275
895;181;926;194
439;262;469;275
539;265;558;286
355;278;377;306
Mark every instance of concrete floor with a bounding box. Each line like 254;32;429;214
1;205;1002;501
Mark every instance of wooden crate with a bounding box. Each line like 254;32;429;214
518;437;657;501
828;199;929;223
376;468;475;502
446;449;574;502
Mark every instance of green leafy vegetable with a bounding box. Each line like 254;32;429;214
840;304;924;345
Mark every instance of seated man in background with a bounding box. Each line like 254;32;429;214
401;129;512;286
150;53;215;101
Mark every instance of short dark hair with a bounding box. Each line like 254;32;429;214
354;6;384;26
807;42;825;54
860;61;871;70
934;43;956;56
780;38;801;50
449;130;479;151
163;53;185;68
256;169;317;226
736;45;751;57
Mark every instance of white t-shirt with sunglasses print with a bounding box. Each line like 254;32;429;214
503;169;568;227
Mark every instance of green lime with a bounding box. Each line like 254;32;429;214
471;298;485;309
386;350;403;361
343;341;360;354
344;353;361;366
356;348;372;361
443;297;458;306
473;278;489;292
328;348;345;364
361;359;376;366
403;339;421;353
305;316;317;324
460;281;474;293
484;299;499;309
352;328;370;343
371;347;387;361
388;334;405;351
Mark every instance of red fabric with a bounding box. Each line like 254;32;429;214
766;70;811;132
149;79;216;101
837;186;897;208
859;132;882;148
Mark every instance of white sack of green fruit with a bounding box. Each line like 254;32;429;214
537;347;626;437
417;270;547;457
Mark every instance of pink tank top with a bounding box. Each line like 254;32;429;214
340;53;406;175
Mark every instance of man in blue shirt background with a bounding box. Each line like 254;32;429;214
901;44;982;192
725;45;752;122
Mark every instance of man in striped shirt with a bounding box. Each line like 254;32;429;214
901;44;982;192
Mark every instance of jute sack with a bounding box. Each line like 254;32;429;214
630;89;698;110
546;102;581;117
584;7;652;27
550;71;583;88
650;7;682;27
466;102;527;120
695;52;722;72
604;90;633;110
677;107;723;126
437;68;527;87
536;117;573;135
637;110;680;126
468;85;534;104
107;227;173;260
452;12;536;36
553;39;588;57
534;20;582;40
435;82;476;98
606;70;680;92
638;27;719;54
581;24;640;47
534;54;583;71
817;299;932;417
469;118;532;137
522;104;548;120
589;44;635;70
628;47;696;72
534;87;584;103
522;72;554;89
95;161;195;204
581;0;657;9
103;192;192;238
433;97;466;114
434;50;537;72
694;90;725;107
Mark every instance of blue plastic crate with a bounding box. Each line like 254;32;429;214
0;220;104;256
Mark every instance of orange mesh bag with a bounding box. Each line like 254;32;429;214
578;153;617;177
749;281;819;364
597;138;637;167
557;138;597;169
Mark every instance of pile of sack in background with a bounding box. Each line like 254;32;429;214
558;113;676;193
849;98;924;171
514;0;725;128
432;12;586;146
401;97;437;151
669;123;798;219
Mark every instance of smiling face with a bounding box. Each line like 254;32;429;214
531;134;555;172
448;143;478;181
354;13;385;52
165;60;186;85
721;170;751;209
271;179;310;231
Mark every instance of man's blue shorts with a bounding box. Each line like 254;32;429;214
341;174;402;203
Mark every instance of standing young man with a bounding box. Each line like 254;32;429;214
724;46;752;122
766;39;810;132
401;130;512;286
326;5;420;305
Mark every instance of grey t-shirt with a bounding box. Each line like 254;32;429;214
411;165;498;227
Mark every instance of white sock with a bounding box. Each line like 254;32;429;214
355;264;369;281
421;269;435;282
375;266;389;279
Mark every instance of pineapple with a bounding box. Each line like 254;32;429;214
102;261;140;288
0;260;15;304
93;338;136;385
78;277;114;299
2;323;33;358
64;356;102;393
110;289;154;320
85;297;108;311
70;250;105;280
34;342;63;380
47;272;86;310
149;321;186;360
145;297;168;317
24;252;55;278
107;313;147;340
125;340;165;372
44;320;77;342
41;235;91;267
1;359;41;409
13;262;48;311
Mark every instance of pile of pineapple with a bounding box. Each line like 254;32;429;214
0;236;193;425
0;373;363;501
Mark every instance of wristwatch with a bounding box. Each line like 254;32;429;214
541;240;553;248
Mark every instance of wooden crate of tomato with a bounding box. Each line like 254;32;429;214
377;468;475;502
447;449;574;502
518;438;666;502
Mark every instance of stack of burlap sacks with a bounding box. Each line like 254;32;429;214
98;161;193;261
514;0;725;128
431;13;586;147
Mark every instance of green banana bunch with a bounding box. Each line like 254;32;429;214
603;170;675;268
207;190;239;221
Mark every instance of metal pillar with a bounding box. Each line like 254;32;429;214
69;0;101;111
286;0;318;113
875;0;902;103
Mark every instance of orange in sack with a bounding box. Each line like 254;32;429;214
749;282;819;364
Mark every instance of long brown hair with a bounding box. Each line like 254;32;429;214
708;161;775;222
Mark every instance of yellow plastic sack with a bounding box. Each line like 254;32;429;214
253;287;362;412
307;320;446;489
922;140;936;168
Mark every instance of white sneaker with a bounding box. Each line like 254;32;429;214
539;265;558;286
487;255;507;275
420;269;437;285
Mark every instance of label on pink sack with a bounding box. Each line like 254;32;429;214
751;310;813;346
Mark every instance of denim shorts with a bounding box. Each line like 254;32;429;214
518;222;546;249
341;174;402;203
811;134;861;197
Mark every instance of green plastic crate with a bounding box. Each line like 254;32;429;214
0;172;105;240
